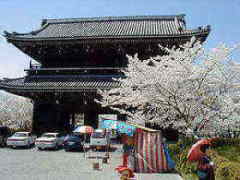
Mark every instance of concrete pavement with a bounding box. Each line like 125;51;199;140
0;144;182;180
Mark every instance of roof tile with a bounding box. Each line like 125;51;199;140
5;14;210;41
0;75;121;92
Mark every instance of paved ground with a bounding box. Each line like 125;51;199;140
0;144;182;180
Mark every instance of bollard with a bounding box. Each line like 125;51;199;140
93;162;100;170
102;156;108;164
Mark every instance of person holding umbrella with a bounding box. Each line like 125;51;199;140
187;139;215;180
73;125;94;155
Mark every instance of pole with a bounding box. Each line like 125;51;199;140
83;133;87;158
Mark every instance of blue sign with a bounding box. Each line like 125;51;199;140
117;121;136;136
101;119;136;136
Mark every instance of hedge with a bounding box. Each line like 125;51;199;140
168;137;240;180
207;149;240;180
211;137;240;147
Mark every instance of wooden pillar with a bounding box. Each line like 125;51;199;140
32;101;40;135
84;103;99;129
57;104;71;133
84;111;98;129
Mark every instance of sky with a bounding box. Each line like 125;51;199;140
0;0;239;78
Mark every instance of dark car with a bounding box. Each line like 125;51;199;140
0;126;11;147
63;134;84;151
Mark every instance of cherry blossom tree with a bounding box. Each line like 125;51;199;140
96;38;240;134
0;90;33;130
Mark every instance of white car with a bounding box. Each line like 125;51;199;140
90;129;110;150
35;133;64;150
7;132;36;148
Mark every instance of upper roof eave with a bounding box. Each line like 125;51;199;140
3;14;187;39
5;29;210;43
3;14;212;43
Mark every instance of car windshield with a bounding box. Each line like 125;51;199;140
42;134;56;138
68;135;82;141
91;132;105;138
13;133;28;137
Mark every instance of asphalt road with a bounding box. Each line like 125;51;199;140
0;145;122;180
0;145;182;180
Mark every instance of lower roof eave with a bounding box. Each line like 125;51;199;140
0;87;114;93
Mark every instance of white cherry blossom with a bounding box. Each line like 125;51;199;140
96;39;240;134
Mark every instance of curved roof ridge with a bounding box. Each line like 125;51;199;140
3;22;49;37
1;77;25;82
42;14;186;25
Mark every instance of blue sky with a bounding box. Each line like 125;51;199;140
0;0;239;78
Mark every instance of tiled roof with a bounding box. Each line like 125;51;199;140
4;14;210;41
0;75;121;92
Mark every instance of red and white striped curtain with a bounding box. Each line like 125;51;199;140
133;128;168;173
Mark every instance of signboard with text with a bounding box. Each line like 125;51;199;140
98;114;117;129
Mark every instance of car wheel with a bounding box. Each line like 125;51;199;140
38;147;42;151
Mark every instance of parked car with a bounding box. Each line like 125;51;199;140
7;131;37;148
90;129;110;150
63;134;84;152
0;126;11;147
35;132;64;150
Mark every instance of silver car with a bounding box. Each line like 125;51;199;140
7;132;36;148
35;133;64;150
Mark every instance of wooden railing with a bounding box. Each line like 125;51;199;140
25;67;125;76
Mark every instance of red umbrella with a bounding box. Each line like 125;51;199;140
187;139;211;162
